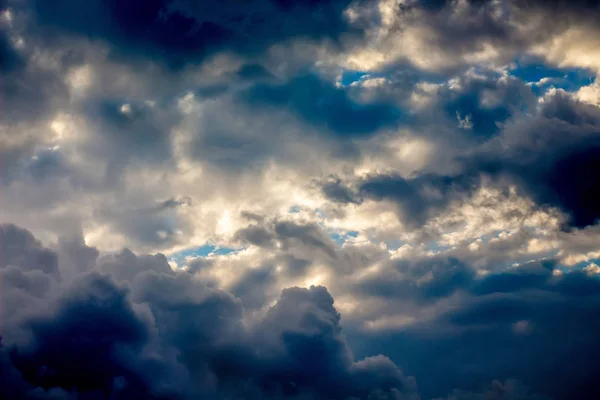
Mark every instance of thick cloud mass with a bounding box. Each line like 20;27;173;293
3;0;600;399
0;224;420;400
347;259;600;400
2;223;600;399
28;0;357;68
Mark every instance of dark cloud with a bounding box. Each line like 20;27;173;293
230;265;277;309
472;91;600;229
334;86;600;230
350;260;600;400
359;173;479;228
242;74;402;137
273;221;338;259
414;0;491;12
250;285;419;400
235;219;339;260
98;249;174;283
0;26;23;73
236;63;274;81
0;224;59;278
0;224;420;400
415;0;600;27
235;225;276;248
0;265;52;299
96;197;195;250
57;235;100;276
11;273;157;398
355;257;476;302
440;75;535;139
83;100;178;180
313;72;537;228
23;150;70;183
280;254;312;277
321;176;362;205
435;379;550;400
519;145;600;228
153;197;192;212
190;122;274;171
513;0;600;16
28;0;359;69
470;260;556;296
3;223;600;400
396;69;536;144
0;225;61;341
0;25;69;126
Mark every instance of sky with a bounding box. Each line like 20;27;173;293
1;0;600;399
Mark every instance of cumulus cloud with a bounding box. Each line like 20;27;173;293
3;222;600;399
1;224;423;400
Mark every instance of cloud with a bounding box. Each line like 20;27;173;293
11;273;155;397
325;81;600;231
472;90;600;229
4;223;600;399
2;1;600;399
352;259;600;399
321;176;363;205
242;73;402;137
354;256;475;302
0;224;59;278
235;219;339;261
359;173;479;228
26;0;359;69
0;224;422;400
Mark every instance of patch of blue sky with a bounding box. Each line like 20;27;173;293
327;229;359;246
473;228;542;247
510;249;561;268
477;230;508;244
211;247;240;256
337;68;412;87
566;257;600;273
338;70;371;86
509;59;595;95
338;67;446;89
288;205;302;214
168;244;241;266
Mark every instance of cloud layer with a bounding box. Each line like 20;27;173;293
2;0;600;398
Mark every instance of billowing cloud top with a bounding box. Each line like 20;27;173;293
1;0;600;399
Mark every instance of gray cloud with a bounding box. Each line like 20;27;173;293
22;0;361;70
3;223;597;399
348;259;600;400
0;224;421;400
235;219;339;261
